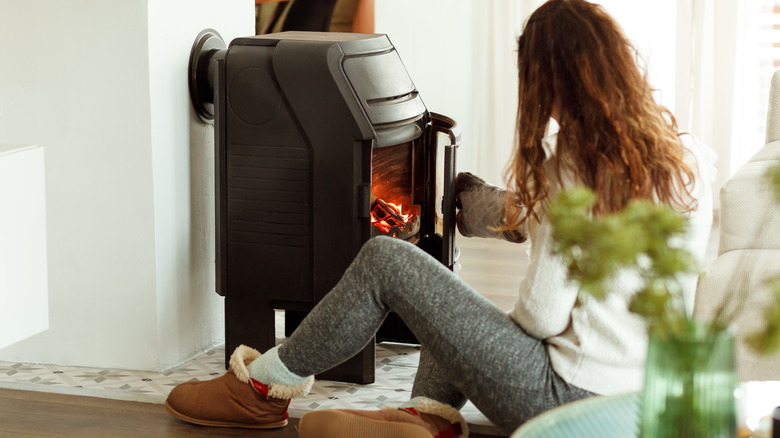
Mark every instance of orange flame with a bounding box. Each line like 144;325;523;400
370;199;412;234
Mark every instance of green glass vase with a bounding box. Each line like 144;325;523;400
639;321;737;438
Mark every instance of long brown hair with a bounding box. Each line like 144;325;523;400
504;0;697;228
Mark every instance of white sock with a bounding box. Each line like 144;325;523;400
246;345;309;387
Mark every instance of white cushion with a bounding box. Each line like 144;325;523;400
718;159;780;254
766;71;780;144
694;249;780;381
749;139;780;163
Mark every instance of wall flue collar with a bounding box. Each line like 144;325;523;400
188;29;226;123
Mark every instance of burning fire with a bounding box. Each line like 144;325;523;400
370;198;415;236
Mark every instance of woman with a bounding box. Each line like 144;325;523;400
165;1;714;436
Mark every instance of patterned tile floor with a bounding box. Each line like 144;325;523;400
0;315;501;435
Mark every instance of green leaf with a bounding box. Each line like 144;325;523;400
767;164;780;203
629;283;672;322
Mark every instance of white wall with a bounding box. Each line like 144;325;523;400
0;145;48;350
598;1;678;110
0;0;253;371
147;0;253;370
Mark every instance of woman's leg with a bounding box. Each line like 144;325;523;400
412;347;467;409
277;236;593;433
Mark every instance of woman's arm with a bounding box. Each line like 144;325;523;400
510;219;580;339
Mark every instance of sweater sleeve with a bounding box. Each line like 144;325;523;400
509;218;580;339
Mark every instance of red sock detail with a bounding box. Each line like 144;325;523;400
435;423;463;438
402;407;419;416
404;407;462;437
250;378;269;397
433;423;463;438
282;399;290;420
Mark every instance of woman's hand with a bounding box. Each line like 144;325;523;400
455;172;527;243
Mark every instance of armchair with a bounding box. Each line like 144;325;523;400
693;71;780;380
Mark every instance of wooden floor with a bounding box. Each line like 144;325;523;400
456;234;530;312
0;388;301;437
0;388;503;437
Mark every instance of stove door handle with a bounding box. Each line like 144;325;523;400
429;113;461;268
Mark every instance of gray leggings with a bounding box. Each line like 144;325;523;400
278;236;594;433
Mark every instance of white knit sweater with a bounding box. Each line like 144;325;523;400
508;120;717;395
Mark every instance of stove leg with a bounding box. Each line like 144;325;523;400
224;295;375;384
315;341;376;384
283;309;377;384
224;293;276;369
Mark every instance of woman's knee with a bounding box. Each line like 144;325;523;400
355;236;428;277
359;235;411;259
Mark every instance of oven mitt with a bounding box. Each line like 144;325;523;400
455;172;527;243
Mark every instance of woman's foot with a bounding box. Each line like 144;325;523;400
298;396;468;437
165;345;313;429
165;371;290;429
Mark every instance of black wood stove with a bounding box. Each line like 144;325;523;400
188;30;459;383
